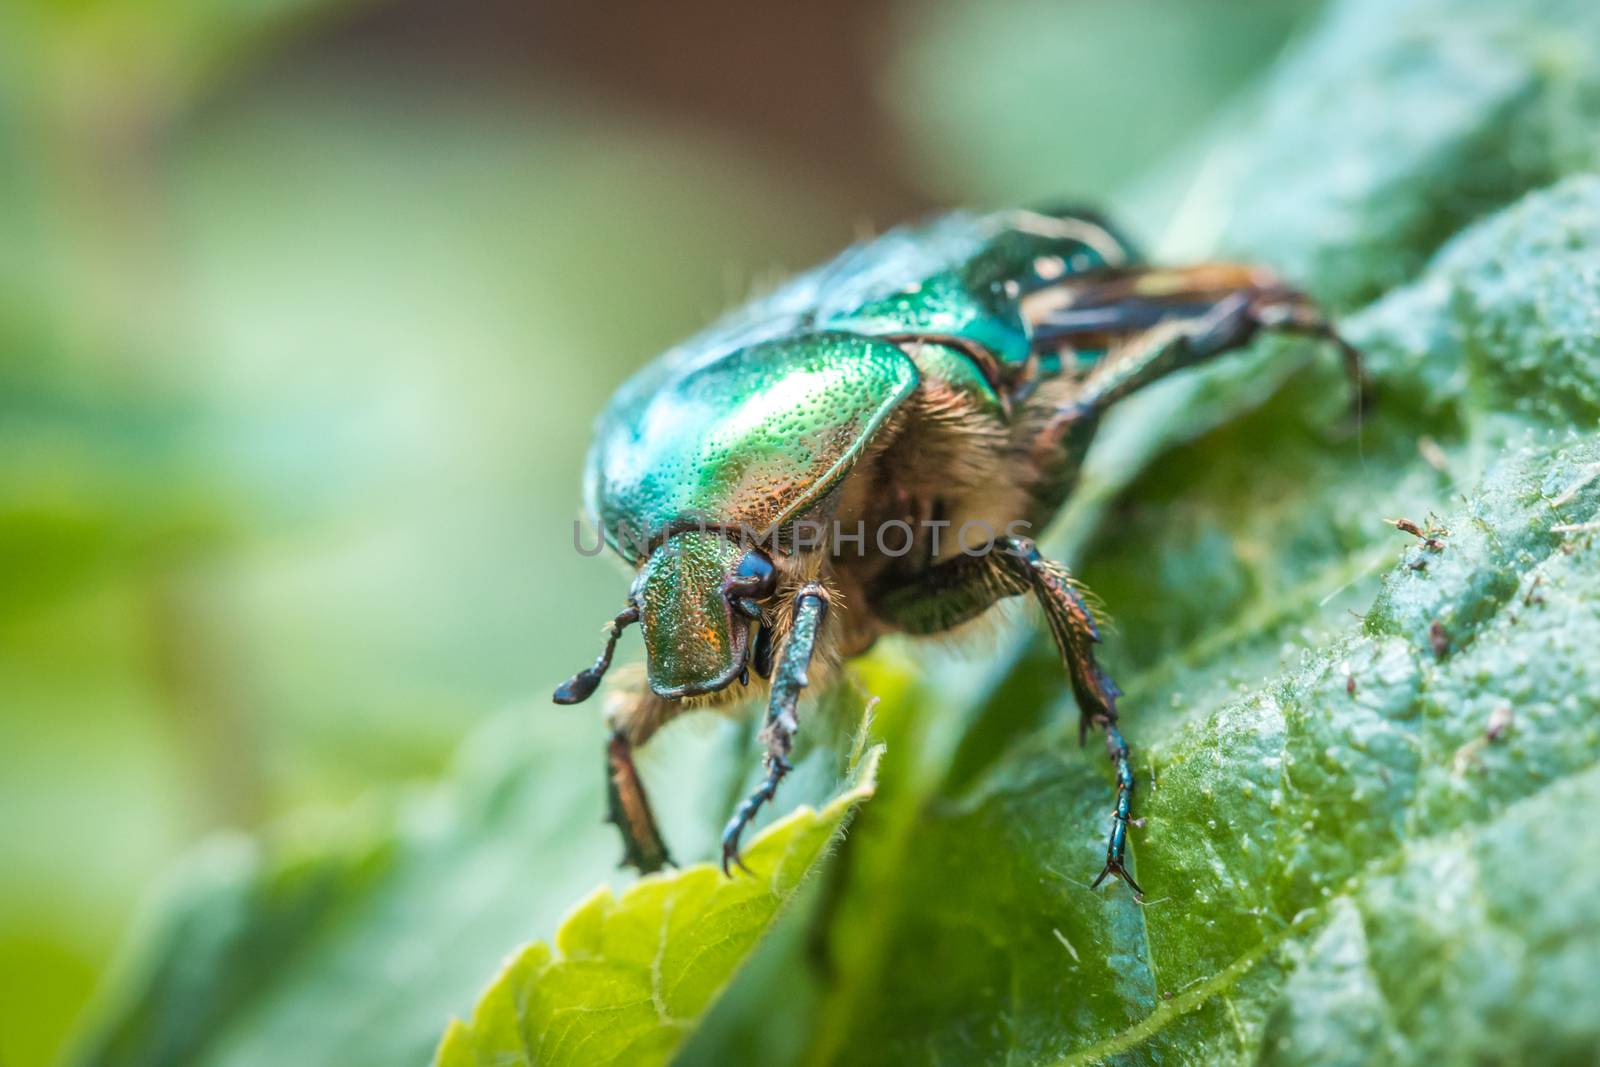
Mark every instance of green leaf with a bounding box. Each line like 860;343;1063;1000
433;746;881;1067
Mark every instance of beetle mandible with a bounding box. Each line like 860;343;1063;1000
555;207;1360;896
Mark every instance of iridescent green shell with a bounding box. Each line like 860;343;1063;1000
584;207;1136;554
589;332;919;558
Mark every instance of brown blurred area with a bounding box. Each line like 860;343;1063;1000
305;1;933;222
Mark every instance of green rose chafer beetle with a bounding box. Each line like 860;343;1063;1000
555;206;1360;896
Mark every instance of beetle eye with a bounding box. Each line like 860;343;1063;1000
730;549;777;601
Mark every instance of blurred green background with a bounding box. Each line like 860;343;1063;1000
0;2;1321;1063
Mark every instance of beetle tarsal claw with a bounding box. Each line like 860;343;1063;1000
1090;719;1141;898
720;757;790;876
721;838;755;878
1091;854;1144;900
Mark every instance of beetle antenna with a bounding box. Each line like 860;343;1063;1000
554;605;640;704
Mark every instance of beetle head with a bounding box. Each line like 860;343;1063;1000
631;529;776;699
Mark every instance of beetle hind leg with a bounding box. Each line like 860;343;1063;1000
1028;263;1367;418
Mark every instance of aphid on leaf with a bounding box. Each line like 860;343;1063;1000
556;207;1362;898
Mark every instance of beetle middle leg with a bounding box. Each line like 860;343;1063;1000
721;582;830;875
997;539;1141;897
868;538;1143;897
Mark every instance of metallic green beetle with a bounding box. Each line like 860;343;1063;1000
556;206;1359;894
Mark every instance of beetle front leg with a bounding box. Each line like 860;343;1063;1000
721;583;829;875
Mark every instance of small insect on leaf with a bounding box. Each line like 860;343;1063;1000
1386;515;1447;551
1387;516;1427;538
